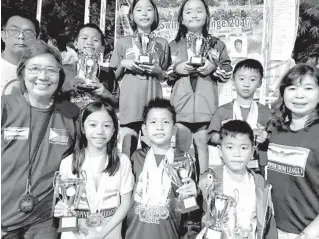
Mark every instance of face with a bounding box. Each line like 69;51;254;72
75;27;103;55
233;68;262;100
24;54;60;100
132;0;155;32
218;134;253;173
283;75;319;119
182;0;207;34
2;16;37;55
235;42;242;52
142;108;175;149
83;110;115;151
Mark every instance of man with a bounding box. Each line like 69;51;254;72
234;39;243;54
1;12;39;95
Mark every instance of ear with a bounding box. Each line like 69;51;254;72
257;79;263;88
74;40;78;50
1;30;7;43
217;145;222;158
172;124;177;137
142;124;146;136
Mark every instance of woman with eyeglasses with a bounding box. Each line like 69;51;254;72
1;40;79;239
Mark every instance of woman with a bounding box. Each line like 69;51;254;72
1;40;79;238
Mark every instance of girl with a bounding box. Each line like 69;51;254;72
167;0;232;175
54;102;134;239
110;0;171;158
263;64;319;239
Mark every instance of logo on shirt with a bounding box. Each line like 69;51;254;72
49;128;69;145
209;49;220;60
267;143;309;177
4;127;29;140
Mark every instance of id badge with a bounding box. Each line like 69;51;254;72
19;194;36;212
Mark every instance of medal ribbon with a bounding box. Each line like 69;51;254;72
233;100;259;130
132;32;156;57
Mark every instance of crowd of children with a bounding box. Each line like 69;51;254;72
2;0;319;238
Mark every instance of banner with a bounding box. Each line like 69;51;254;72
115;0;268;104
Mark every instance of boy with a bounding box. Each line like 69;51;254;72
207;59;270;173
1;11;39;95
62;23;119;109
197;120;277;239
125;97;199;239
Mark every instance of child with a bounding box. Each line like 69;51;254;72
262;64;319;239
54;102;134;239
197;120;277;239
125;98;198;239
110;0;170;158
63;23;119;110
167;0;232;175
207;59;270;173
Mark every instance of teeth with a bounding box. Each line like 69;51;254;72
93;138;105;141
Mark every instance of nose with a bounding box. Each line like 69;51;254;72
156;122;164;131
96;124;104;134
233;147;241;156
141;8;147;15
243;79;250;87
37;69;48;80
295;88;305;98
17;31;24;40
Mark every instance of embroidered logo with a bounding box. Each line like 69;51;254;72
267;143;310;177
49;128;69;145
209;49;220;60
4;127;29;140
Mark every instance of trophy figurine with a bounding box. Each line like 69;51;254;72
137;33;154;65
189;36;205;67
164;155;199;213
77;51;100;90
53;171;86;232
204;191;237;239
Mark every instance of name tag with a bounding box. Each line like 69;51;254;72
4;127;29;140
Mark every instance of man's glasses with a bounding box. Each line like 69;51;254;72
25;66;60;76
6;29;36;40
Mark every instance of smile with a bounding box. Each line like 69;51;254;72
92;137;106;141
154;133;165;138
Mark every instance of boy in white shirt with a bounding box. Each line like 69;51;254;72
197;120;277;239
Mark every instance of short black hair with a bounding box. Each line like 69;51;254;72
219;120;254;145
233;58;264;79
142;97;176;124
77;23;105;46
234;39;242;45
129;0;160;32
2;11;40;37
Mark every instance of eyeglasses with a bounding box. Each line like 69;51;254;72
6;29;36;40
25;66;60;76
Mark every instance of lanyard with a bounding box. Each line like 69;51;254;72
25;105;53;195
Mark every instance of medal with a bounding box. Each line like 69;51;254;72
86;213;104;228
19;194;36;212
135;203;170;224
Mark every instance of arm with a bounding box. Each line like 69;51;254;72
207;109;223;145
300;215;319;239
210;41;232;83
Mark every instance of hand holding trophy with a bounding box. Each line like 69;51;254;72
53;171;86;232
188;35;206;67
164;154;199;213
77;51;100;91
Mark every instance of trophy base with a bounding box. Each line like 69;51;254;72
205;228;226;239
138;55;152;65
175;196;199;214
189;56;204;67
77;83;98;91
58;216;79;233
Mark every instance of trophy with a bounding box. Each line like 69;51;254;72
77;51;100;90
164;155;199;213
204;192;237;239
188;36;206;67
137;33;154;65
53;171;86;233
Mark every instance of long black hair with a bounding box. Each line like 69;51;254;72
175;0;211;42
72;101;120;176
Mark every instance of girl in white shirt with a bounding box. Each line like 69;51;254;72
54;101;134;239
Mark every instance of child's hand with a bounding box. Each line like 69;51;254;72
176;177;197;197
139;64;163;78
175;61;196;75
54;201;68;218
197;59;217;76
254;129;268;144
196;227;206;239
121;59;145;74
89;81;111;98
